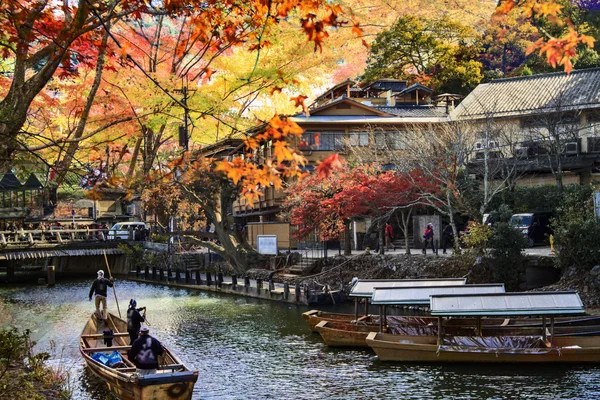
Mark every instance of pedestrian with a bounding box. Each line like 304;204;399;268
127;299;146;344
384;222;394;251
128;326;164;376
88;270;114;321
441;224;453;254
422;222;437;255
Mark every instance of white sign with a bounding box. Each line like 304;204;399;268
257;235;278;255
594;192;600;218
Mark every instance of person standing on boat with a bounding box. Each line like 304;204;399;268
88;270;114;320
127;299;146;344
129;326;164;375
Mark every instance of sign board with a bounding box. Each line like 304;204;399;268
257;235;278;255
595;192;600;218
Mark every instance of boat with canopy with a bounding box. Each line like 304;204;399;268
366;291;600;363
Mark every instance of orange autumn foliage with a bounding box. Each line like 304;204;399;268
496;0;595;72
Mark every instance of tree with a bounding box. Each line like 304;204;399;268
480;11;541;75
362;15;483;93
0;0;363;168
283;162;429;254
497;0;596;73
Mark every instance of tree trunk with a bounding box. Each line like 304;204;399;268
127;135;143;177
344;220;352;256
54;29;110;187
378;223;385;255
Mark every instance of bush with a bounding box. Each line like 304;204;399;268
0;328;70;399
487;222;527;290
488;184;593;215
554;218;600;272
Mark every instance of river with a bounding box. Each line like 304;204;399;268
1;280;600;399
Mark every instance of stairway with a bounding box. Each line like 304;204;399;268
286;257;319;277
178;252;204;270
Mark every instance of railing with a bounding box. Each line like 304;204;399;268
0;229;111;246
0;228;217;247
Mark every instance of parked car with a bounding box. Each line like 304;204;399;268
509;212;553;247
107;222;147;240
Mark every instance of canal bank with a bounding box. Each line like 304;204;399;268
126;268;344;306
2;280;600;400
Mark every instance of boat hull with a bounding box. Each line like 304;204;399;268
366;333;600;363
80;313;198;400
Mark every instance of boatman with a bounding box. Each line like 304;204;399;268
88;270;114;321
127;299;146;344
128;326;164;376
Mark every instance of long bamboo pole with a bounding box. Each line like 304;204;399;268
103;250;122;318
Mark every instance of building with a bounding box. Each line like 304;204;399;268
453;68;600;187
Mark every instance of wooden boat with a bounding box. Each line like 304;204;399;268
303;310;376;332
366;292;600;363
303;308;600;333
316;319;600;348
366;332;600;363
79;313;198;400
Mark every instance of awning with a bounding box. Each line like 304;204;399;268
0;248;124;261
371;284;505;305
430;292;585;317
349;278;467;298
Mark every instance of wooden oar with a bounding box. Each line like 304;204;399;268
103;250;122;318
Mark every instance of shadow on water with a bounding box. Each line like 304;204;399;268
2;279;600;399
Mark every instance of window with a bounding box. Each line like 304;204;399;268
349;132;369;147
301;131;345;150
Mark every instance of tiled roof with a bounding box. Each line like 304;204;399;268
453;68;600;119
374;106;448;118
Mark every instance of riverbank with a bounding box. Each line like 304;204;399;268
0;327;70;400
284;253;600;307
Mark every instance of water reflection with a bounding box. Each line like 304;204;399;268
1;280;600;399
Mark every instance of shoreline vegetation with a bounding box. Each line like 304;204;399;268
0;328;71;400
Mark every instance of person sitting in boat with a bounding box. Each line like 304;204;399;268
88;270;114;321
128;326;164;375
127;299;146;344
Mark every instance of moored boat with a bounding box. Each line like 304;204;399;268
79;313;198;400
366;291;600;363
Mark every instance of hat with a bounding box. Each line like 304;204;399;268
129;299;137;308
140;326;150;333
97;270;104;278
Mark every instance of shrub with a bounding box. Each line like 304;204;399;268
487;222;527;290
554;218;600;271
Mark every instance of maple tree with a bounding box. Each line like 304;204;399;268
496;0;596;72
0;0;364;170
284;162;430;254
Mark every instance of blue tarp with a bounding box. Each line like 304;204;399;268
91;350;123;367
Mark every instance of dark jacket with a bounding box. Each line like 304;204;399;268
89;278;114;299
128;335;164;370
127;308;145;333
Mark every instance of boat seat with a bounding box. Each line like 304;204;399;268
82;333;130;339
82;346;132;353
116;364;185;373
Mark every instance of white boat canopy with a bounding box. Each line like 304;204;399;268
430;292;585;317
349;278;466;298
371;284;505;305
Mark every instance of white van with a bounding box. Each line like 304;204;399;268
107;222;147;240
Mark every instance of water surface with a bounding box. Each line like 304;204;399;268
1;280;599;399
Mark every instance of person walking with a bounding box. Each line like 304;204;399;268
88;270;114;320
384;222;394;251
128;326;164;375
127;299;146;344
422;223;437;255
441;224;453;254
